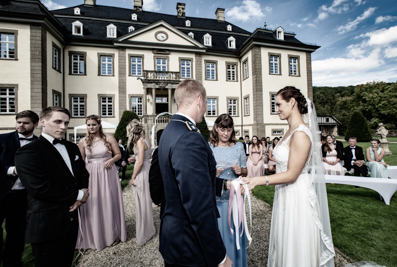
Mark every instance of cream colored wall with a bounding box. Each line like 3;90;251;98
46;32;63;107
0;23;31;130
130;26;194;46
240;51;253;131
65;45;119;128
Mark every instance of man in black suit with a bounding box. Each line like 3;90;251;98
159;79;232;267
243;135;251;158
343;137;368;176
15;107;89;267
149;132;165;219
0;110;39;267
332;135;344;161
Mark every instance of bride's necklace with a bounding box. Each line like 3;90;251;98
218;142;230;147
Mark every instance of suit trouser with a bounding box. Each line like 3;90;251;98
0;189;27;267
31;218;78;267
353;164;368;177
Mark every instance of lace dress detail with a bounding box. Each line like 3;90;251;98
268;124;335;267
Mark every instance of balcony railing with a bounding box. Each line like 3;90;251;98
143;71;180;81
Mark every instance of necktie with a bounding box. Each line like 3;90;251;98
53;139;66;145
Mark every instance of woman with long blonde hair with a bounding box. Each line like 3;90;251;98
127;119;155;245
76;115;127;251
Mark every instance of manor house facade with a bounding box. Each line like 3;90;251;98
0;0;319;142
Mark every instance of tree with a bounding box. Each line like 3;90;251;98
199;116;210;141
344;111;372;142
114;110;139;147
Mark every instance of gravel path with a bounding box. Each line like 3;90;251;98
77;185;351;267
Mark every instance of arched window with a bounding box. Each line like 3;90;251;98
128;26;135;33
227;36;236;49
276;26;284;40
203;33;212;46
107;24;117;38
188;32;194;39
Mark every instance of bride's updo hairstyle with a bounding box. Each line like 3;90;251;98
276;86;308;114
209;113;237;147
126;119;144;148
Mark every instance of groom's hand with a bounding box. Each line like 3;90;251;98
218;255;232;267
69;201;83;212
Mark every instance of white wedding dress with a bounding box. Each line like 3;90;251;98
268;124;335;267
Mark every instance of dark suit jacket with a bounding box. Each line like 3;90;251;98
243;141;251;155
321;143;343;159
158;114;226;267
343;145;365;170
14;136;89;244
335;140;344;160
148;148;165;218
0;131;37;202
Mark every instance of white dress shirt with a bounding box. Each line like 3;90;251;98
41;133;84;201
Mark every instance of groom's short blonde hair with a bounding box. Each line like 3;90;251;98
175;79;206;109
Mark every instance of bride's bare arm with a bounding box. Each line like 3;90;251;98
249;131;311;188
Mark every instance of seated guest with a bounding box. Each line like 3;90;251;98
243;135;251;159
267;137;279;173
332;135;344;163
321;135;326;145
343;137;367;176
322;135;345;175
366;139;388;179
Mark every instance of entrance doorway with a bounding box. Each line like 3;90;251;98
156;96;168;114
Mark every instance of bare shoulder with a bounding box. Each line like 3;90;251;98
78;138;86;146
290;131;311;148
107;134;117;143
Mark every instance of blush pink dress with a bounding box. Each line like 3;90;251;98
247;147;265;177
76;135;127;251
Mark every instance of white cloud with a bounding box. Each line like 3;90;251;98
143;0;161;12
354;0;366;6
336;7;377;34
384;47;397;58
302;16;310;22
315;0;349;21
375;15;397;24
41;0;66;10
225;0;266;23
357;26;397;46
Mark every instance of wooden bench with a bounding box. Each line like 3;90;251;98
325;174;397;205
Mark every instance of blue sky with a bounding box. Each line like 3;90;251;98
42;0;397;87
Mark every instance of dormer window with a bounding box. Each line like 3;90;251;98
131;13;137;21
203;33;212;46
227;36;236;49
276;26;284;40
72;20;83;36
74;7;80;15
227;24;232;31
107;24;117;38
188;32;194;38
128;26;135;33
185;20;191;27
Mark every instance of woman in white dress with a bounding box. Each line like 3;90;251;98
248;86;335;267
366;139;388;178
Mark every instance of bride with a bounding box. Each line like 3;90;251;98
248;86;335;266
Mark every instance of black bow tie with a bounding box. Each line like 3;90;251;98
350;146;356;149
19;137;33;141
53;139;66;145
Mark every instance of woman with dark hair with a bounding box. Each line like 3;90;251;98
261;137;269;164
267;137;279;173
366;139;388;178
248;86;335;267
322;135;345;175
209;113;248;267
247;136;265;177
76;115;127;251
126;119;155;245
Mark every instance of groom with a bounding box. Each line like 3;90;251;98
15;106;89;267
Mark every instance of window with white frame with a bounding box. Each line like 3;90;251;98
203;33;212;46
227;36;236;49
74;7;80;15
131;97;143;116
270;55;280;74
185;20;191;27
107;24;117;38
71;96;85;117
276;27;284;40
52;45;60;71
100;55;113;75
228;99;238;116
289;57;299;76
128;26;135;33
100;96;113;117
131;57;142;76
244;97;249;116
156;58;167;71
188;32;194;38
71;53;85;75
0;87;16;114
227;24;232;31
272;129;283;135
206;62;216;80
0;33;15;59
181;60;191;78
72;21;83;36
207;98;217;116
226;64;237;81
271;94;276;113
131;13;137;20
53;91;61;106
243;59;249;79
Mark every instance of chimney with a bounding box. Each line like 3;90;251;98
84;0;96;6
215;8;225;22
134;0;143;11
176;3;186;17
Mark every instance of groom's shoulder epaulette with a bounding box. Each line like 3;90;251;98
185;121;200;133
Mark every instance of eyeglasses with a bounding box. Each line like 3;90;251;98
219;128;233;134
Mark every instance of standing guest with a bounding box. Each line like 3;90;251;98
149;132;165;219
76;115;126;251
366;139;388;178
14;107;90;267
344;137;368;176
322;135;345;175
118;139;128;180
261;137;269;164
209;113;248;267
247;136;265;177
0;110;38;267
267;137;279;173
243;135;251;159
127;119;155;246
159;79;232;267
